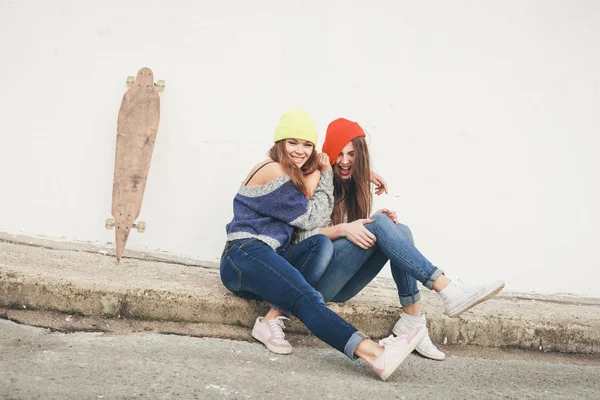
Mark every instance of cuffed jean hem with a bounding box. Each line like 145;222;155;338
399;291;422;307
344;331;366;360
424;268;444;290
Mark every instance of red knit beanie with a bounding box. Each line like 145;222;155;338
322;118;366;165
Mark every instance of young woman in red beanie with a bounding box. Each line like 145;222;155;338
222;109;427;381
295;118;506;361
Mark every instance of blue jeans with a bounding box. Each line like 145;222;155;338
314;213;444;307
271;234;335;314
220;236;365;359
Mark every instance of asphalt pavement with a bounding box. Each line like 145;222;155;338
1;319;599;400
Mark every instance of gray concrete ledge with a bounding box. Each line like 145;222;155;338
1;236;599;354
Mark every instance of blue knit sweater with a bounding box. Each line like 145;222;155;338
226;171;334;251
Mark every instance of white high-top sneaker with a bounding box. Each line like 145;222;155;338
392;315;445;361
440;279;505;318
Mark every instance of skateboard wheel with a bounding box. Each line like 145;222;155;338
105;218;115;230
154;80;165;92
126;76;135;87
136;221;146;233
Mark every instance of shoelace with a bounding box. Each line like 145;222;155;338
267;317;289;340
453;279;467;292
379;334;401;346
454;279;487;295
419;334;440;352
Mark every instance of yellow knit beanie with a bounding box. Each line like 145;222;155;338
273;108;318;146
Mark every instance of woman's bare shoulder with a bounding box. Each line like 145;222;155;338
244;159;285;186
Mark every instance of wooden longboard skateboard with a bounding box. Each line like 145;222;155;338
105;67;163;264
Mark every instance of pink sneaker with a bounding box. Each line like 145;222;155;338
251;316;293;355
370;327;427;381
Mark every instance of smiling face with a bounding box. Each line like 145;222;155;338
285;138;314;168
335;141;355;180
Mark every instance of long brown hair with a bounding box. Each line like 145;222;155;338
269;140;319;198
330;137;372;225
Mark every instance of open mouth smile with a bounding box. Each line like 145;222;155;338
339;165;352;177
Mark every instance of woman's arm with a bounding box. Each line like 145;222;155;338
296;218;376;249
284;153;334;230
242;159;334;231
304;152;333;196
319;219;376;249
288;170;334;230
317;225;346;240
304;170;321;198
370;171;388;196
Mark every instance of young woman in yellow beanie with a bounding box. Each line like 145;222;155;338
221;109;427;381
296;117;506;361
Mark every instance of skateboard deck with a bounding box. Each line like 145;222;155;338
109;67;161;264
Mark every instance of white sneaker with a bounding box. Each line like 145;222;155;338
442;279;505;318
392;315;445;361
251;316;293;355
414;334;445;361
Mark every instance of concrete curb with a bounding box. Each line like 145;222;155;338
1;237;599;354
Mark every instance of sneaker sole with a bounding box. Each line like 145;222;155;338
251;328;293;355
391;326;446;361
445;281;505;318
414;346;446;361
379;328;427;381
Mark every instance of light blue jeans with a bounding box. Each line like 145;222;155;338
314;213;444;307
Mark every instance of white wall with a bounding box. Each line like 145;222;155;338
1;0;599;296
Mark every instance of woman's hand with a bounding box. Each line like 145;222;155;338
318;153;332;172
376;208;398;224
370;171;388;195
343;218;376;249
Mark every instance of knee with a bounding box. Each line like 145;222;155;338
370;214;416;245
371;213;391;226
309;234;334;260
308;289;325;304
293;289;326;315
366;214;395;239
396;223;415;245
370;213;396;231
